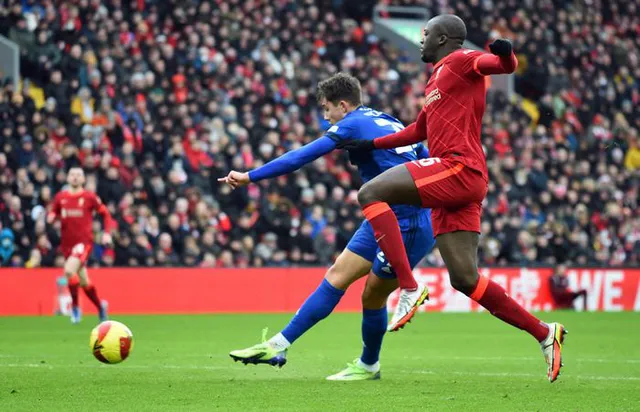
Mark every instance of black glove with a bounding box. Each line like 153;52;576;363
488;39;513;57
335;139;376;152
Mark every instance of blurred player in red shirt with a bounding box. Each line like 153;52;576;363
338;14;566;382
549;265;588;310
47;167;114;323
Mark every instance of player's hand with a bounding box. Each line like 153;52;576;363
217;171;250;189
335;139;376;152
102;233;113;246
46;213;55;225
489;39;513;57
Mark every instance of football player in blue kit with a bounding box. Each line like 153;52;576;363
219;73;434;380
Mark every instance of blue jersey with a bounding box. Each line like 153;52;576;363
324;106;428;181
324;106;427;220
248;106;428;220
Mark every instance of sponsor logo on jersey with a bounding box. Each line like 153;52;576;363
62;208;84;218
425;88;442;108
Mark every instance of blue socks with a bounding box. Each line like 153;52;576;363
281;279;345;344
277;279;386;367
360;307;387;366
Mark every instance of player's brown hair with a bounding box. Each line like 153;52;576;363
316;73;362;106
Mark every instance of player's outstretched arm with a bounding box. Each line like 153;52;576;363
336;113;426;152
473;39;518;75
372;109;427;150
218;136;337;189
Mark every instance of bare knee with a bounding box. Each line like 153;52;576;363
358;182;380;207
361;284;388;309
362;276;397;309
63;263;76;279
325;264;351;291
449;271;479;295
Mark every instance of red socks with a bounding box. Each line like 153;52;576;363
470;276;549;342
68;275;102;311
83;284;102;310
68;276;79;308
362;202;418;290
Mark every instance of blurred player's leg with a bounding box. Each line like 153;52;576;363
436;231;566;382
64;256;83;324
78;266;108;322
358;164;428;329
230;250;371;366
327;275;396;381
67;275;81;323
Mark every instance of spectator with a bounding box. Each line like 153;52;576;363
314;226;337;265
25;248;42;269
254;232;279;265
0;0;637;268
0;228;16;266
157;233;180;266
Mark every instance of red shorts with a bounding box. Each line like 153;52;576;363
61;242;93;266
405;157;488;236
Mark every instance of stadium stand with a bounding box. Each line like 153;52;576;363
0;0;638;269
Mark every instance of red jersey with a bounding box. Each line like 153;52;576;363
421;49;489;179
373;48;518;182
49;190;112;248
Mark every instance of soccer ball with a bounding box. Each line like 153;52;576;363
89;320;134;364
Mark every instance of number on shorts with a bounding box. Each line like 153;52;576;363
72;244;85;254
414;157;442;167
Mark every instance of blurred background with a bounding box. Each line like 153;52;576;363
0;0;638;314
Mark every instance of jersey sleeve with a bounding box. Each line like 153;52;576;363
248;119;358;182
373;109;427;149
93;193;105;210
451;49;518;78
448;50;485;78
323;119;359;143
48;193;62;220
247;136;337;182
91;193;115;233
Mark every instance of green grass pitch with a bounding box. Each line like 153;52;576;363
1;312;639;411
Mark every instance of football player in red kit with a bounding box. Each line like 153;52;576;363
337;14;566;382
47;167;114;323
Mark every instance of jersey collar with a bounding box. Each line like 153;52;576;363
345;105;365;119
67;189;86;197
433;49;463;71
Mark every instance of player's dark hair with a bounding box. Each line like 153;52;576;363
316;73;362;106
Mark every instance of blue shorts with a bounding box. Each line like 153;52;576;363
346;210;434;279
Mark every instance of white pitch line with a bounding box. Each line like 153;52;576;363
4;354;640;364
1;363;639;381
405;355;640;364
401;370;640;381
0;363;228;371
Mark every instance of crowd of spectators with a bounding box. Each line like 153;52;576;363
0;0;638;269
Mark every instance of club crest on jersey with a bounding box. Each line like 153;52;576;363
425;88;441;108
